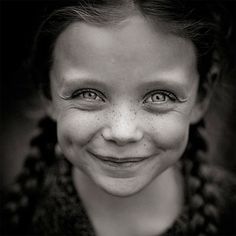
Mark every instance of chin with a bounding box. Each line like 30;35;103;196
94;175;152;197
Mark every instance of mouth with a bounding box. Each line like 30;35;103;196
88;151;152;168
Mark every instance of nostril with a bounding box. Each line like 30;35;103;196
101;126;143;145
102;127;113;141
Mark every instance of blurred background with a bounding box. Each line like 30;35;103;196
0;0;236;187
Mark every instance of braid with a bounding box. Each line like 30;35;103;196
1;117;57;235
0;117;229;236
183;120;221;236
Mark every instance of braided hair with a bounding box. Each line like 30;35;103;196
1;116;225;236
1;1;233;235
183;121;222;236
1;117;57;235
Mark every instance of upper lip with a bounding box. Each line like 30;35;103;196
88;151;151;163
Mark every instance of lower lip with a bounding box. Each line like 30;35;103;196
89;152;152;170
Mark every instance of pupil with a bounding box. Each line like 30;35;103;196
154;94;164;101
85;92;95;98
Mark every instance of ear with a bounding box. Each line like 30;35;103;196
190;63;219;124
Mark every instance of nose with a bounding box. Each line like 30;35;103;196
102;105;143;146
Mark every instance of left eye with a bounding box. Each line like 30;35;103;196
144;91;176;104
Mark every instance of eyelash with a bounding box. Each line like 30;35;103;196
143;90;178;104
71;88;106;102
70;88;178;104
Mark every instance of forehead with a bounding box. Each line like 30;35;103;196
52;15;197;86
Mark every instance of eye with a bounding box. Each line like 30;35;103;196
72;89;105;102
143;91;177;104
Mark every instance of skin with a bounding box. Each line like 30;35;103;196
45;15;214;235
48;15;206;198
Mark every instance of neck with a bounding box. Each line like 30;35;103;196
73;166;184;236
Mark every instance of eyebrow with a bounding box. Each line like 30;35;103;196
57;75;110;97
137;80;189;98
138;70;199;99
56;70;197;100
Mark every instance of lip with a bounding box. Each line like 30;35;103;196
88;151;152;168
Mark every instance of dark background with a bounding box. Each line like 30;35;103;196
1;1;236;187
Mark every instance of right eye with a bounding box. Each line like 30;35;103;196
72;89;105;102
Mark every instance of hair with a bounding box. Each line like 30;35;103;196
1;1;233;235
30;0;230;98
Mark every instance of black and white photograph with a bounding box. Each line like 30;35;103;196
1;1;236;235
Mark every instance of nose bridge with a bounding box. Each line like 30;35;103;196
102;103;143;144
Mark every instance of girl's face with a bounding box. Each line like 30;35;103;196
49;16;204;196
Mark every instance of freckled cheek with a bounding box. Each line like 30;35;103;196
56;111;102;154
150;116;189;153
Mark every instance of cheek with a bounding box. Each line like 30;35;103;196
56;111;102;156
150;114;190;160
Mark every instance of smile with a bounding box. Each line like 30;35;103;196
88;151;152;168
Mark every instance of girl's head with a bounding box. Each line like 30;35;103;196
30;0;228;196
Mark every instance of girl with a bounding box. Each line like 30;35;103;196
1;1;236;235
